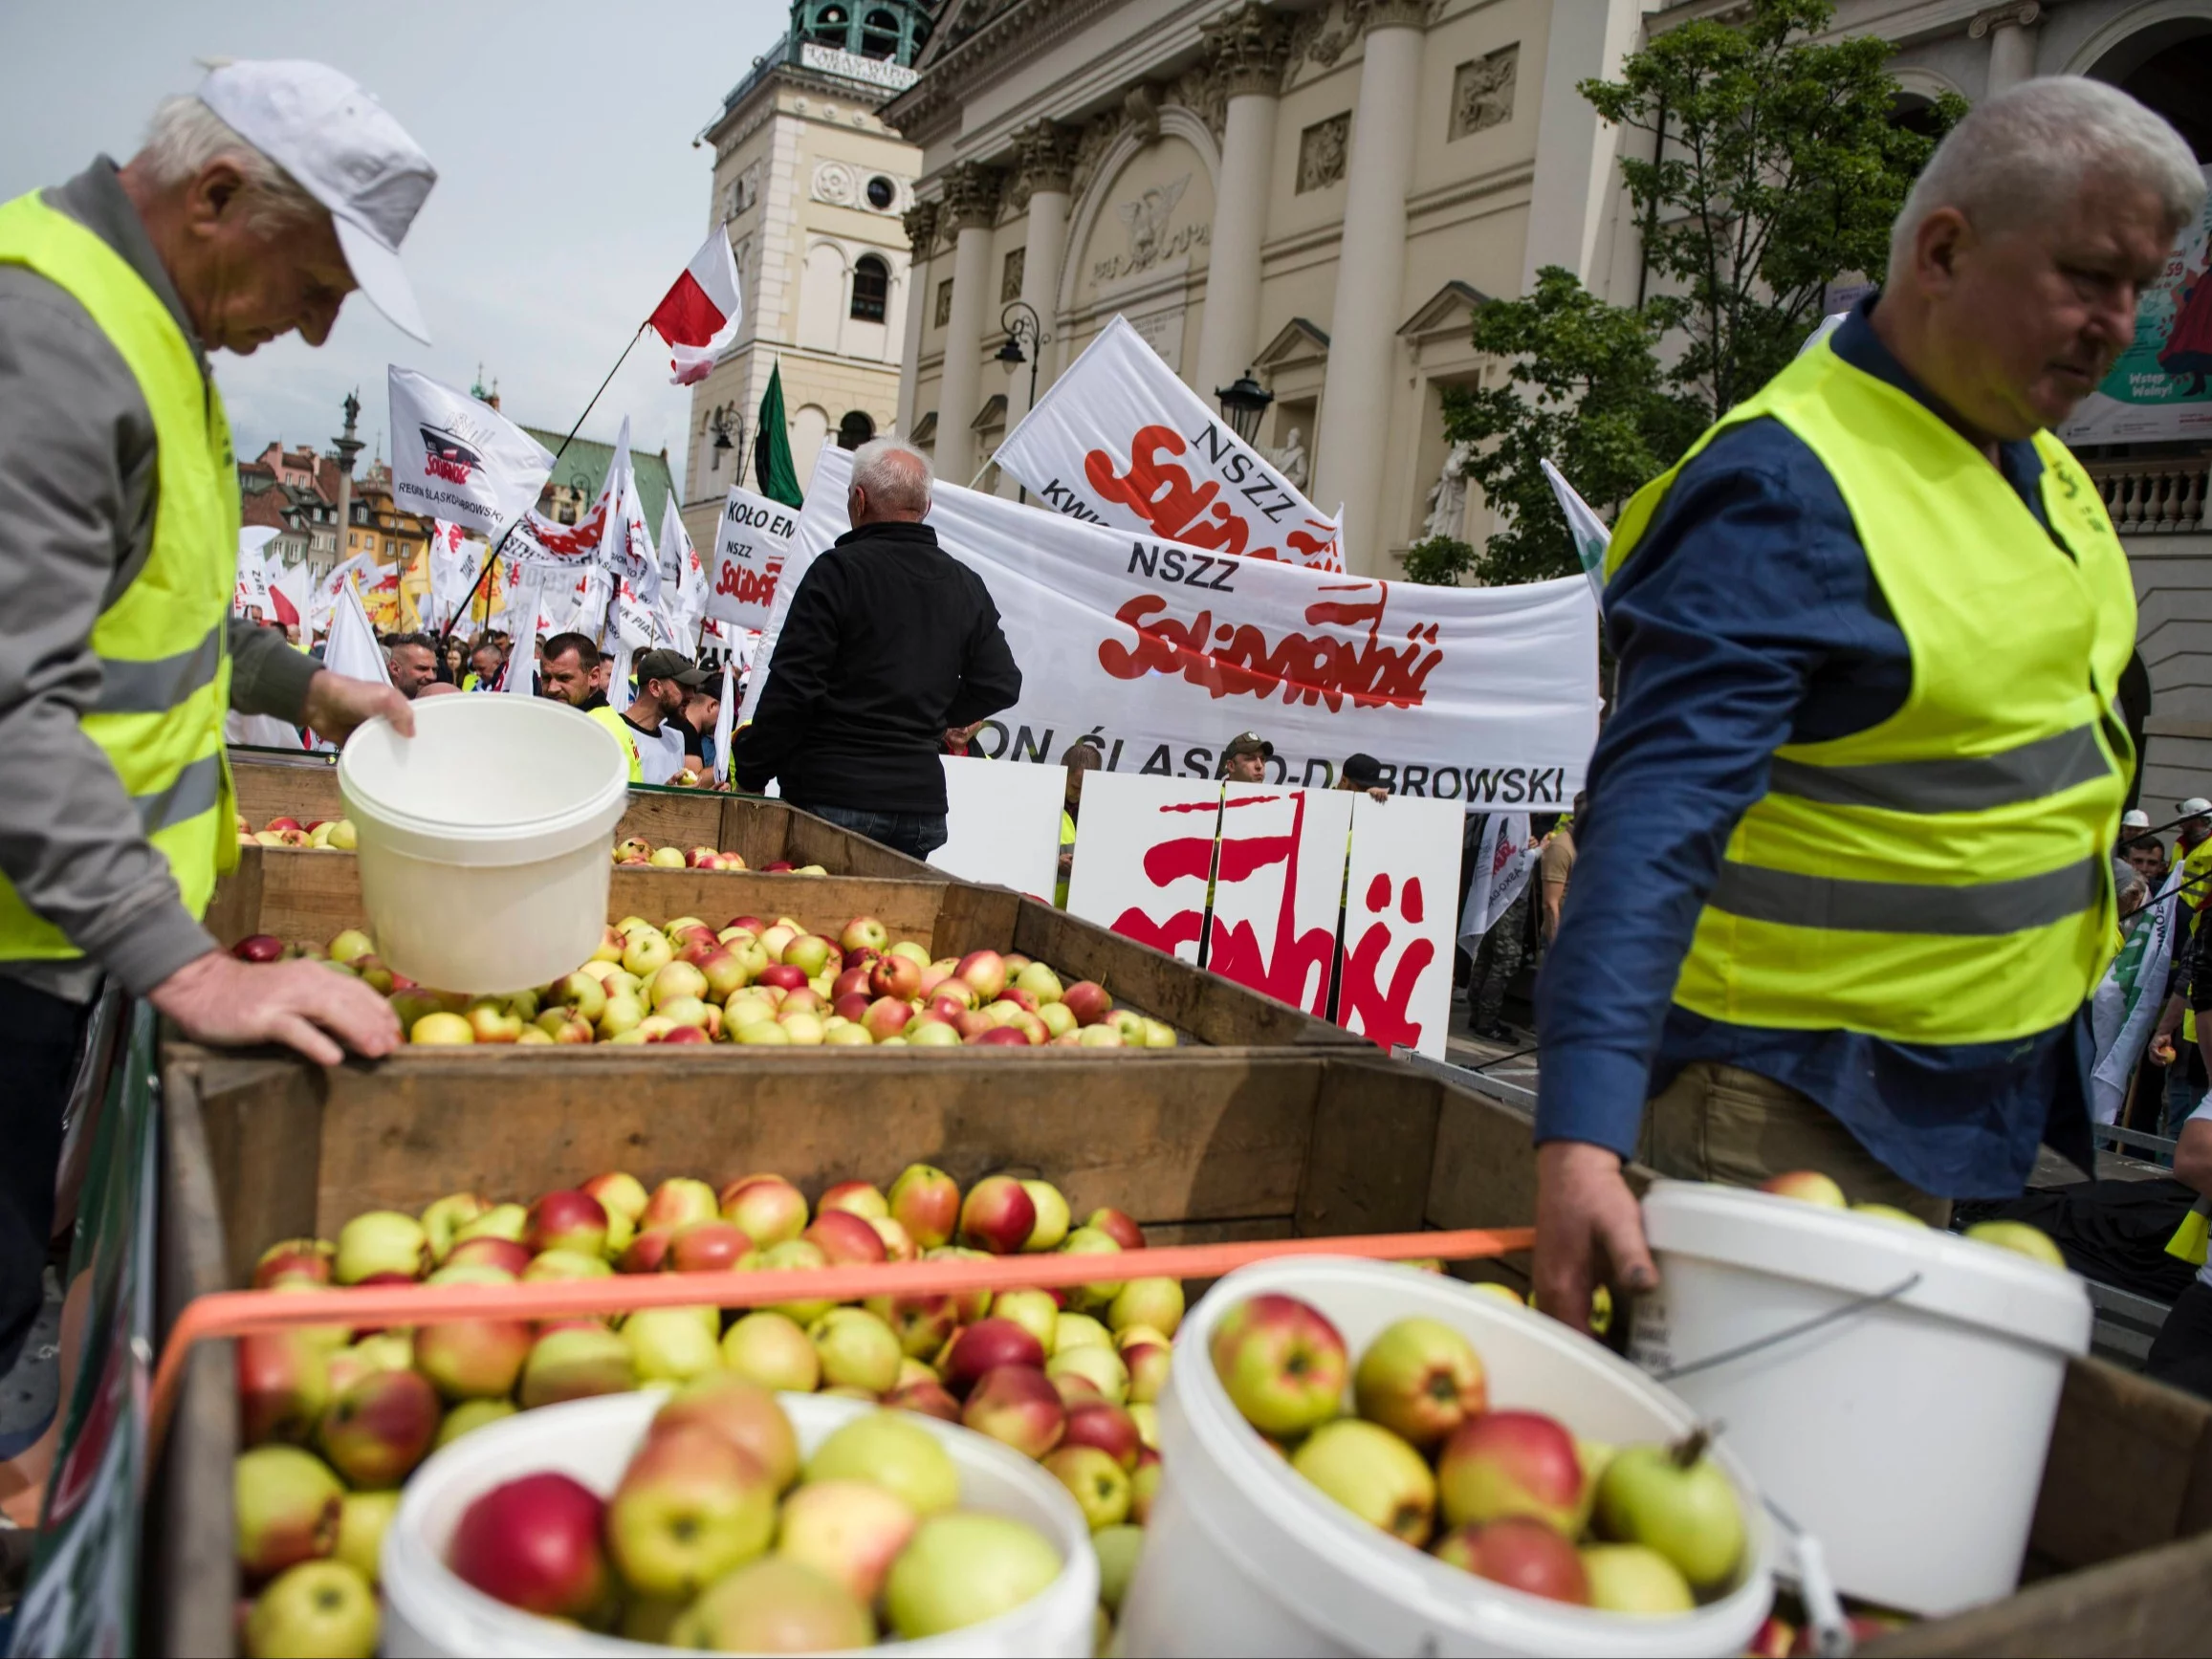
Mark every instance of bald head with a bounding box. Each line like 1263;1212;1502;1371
848;437;932;525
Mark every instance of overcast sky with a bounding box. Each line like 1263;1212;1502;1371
0;3;789;500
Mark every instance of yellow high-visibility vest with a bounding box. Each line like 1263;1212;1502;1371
0;192;238;957
1606;336;2135;1044
1056;808;1077;907
590;705;644;783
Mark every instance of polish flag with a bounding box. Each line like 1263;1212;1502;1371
647;223;743;386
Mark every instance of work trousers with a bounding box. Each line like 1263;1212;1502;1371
2148;1279;2212;1401
0;982;90;1376
795;802;949;863
1468;892;1529;1032
1640;1060;1953;1227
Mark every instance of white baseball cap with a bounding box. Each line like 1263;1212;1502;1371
198;59;435;343
2181;797;2212;818
2121;809;2152;829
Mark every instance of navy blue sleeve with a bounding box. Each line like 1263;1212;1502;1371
1533;422;1897;1153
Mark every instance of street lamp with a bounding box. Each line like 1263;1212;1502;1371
1215;369;1273;444
997;299;1048;413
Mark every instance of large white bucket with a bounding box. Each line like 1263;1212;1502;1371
382;1389;1098;1657
338;696;627;993
1631;1180;2092;1616
1118;1257;1774;1657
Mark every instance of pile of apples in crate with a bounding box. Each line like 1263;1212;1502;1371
1208;1293;1746;1618
611;835;826;873
234;910;1181;1049
234;1164;1174;1656
236;812;356;850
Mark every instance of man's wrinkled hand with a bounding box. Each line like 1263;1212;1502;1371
149;950;403;1065
1533;1140;1657;1332
304;669;414;744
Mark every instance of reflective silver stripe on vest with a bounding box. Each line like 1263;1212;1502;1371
1708;853;2105;937
134;751;223;835
94;622;224;715
1766;724;2110;815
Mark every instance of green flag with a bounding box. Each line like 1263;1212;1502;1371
756;360;803;509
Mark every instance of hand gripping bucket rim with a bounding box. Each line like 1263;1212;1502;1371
1119;1255;1775;1658
380;1388;1100;1658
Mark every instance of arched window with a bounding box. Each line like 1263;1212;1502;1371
807;3;850;47
837;410;877;450
861;9;902;58
850;254;889;322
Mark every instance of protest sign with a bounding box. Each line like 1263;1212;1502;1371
1202;783;1355;1019
1063;774;1221;964
387;366;555;535
706;484;796;632
929;755;1065;902
996;315;1344;573
1337;795;1460;1058
746;446;1598;808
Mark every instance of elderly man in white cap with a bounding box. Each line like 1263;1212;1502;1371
0;61;434;1388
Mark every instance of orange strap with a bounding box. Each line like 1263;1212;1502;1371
150;1227;1532;1458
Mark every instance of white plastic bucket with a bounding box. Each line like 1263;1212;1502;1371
338;696;627;993
1631;1180;2092;1616
1118;1257;1774;1658
381;1389;1098;1658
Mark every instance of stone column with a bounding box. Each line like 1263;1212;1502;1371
1972;2;2042;97
1000;121;1080;496
1312;0;1426;571
1520;0;1641;291
1194;3;1293;403
895;202;938;440
932;162;1002;485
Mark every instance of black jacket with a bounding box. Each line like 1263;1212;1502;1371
732;519;1021;814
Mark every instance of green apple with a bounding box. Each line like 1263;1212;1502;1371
670;1557;875;1651
331;1490;398;1586
1107;1277;1184;1339
1208;1292;1347;1438
332;1211;427;1284
1579;1542;1696;1613
1291;1418;1436;1545
434;1398;516;1450
623;1305;725;1385
1019;1179;1072;1251
452;1202;527;1246
418;1191;492;1262
991;1288;1061;1357
1852;1203;1929;1228
235;1444;343;1581
605;1423;777;1599
244;1561;378;1659
1054;1311;1112;1352
1047;1342;1129;1405
1055;1226;1126;1311
1964;1219;2069;1269
774;1477;917;1603
809;1306;904;1394
721;1310;821;1392
518;1325;636;1409
1042;1444;1132;1530
1592;1431;1745;1594
804;1411;959;1516
883;1512;1062;1639
1093;1523;1145;1613
1352;1316;1487;1450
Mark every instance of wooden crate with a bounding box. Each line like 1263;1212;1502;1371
149;1045;1448;1654
203;845;1364;1052
227;751;947;883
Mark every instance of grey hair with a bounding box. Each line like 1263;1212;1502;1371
1890;78;2203;276
136;94;327;234
850;436;933;514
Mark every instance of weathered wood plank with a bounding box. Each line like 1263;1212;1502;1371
2028;1356;2212;1569
1863;1531;2212;1657
1297;1057;1443;1237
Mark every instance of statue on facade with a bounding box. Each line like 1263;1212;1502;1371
1272;426;1308;489
1424;440;1475;542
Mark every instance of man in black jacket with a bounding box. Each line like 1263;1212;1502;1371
733;438;1020;858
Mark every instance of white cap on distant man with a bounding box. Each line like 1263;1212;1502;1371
2121;809;2152;829
2181;797;2212;819
198;59;436;342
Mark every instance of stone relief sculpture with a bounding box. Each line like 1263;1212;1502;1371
1450;45;1518;141
1297;114;1350;194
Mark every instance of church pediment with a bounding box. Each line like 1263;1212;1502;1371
1398;280;1490;342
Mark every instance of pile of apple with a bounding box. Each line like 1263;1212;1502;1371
237;812;356;850
1759;1169;2070;1266
236;910;1180;1049
448;1386;1065;1648
232;1166;1172;1656
610;835;827;873
1208;1294;1747;1615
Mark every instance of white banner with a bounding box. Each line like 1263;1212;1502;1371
996;315;1345;574
1456;812;1534;950
747;446;1599;808
387;366;556;535
427;520;488;632
706;484;796;632
2092;866;2183;1124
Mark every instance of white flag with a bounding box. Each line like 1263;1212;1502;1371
995;314;1345;573
388;366;557;536
503;580;548;697
705;484;795;632
713;656;735;786
1540;459;1610;605
427;520;489;633
660;497;708;649
235;527;278;616
1456;813;1535;952
601;419;661;607
268;558;311;632
317;578;387;739
307;553;374;638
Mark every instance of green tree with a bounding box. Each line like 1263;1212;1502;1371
1426;0;1962;585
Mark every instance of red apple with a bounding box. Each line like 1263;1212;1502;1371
445;1235;532;1277
832;992;873;1022
955;950;1008;1001
668;1219;755;1274
237;1327;331;1447
954;1009;998;1042
1435;1409;1586;1533
886;1378;964;1423
869;953;924;1001
818;1180;887;1220
756;962;808;993
959;1176;1037;1255
1086;1207;1146;1251
803;1208;888;1266
414;1312;533;1402
864;1292;960;1360
1061;981;1113;1026
252;1236;334;1289
887;1165;961;1250
928;989;976;1021
999;986;1039;1015
652;1024;712;1044
524;1190;609;1258
962;1364;1066;1459
618;1230;675;1274
1062;1400;1143;1471
1209;1293;1347;1438
942;1318;1047;1394
831;966;874;1003
1433;1517;1590;1604
839;916;890;954
449;1472;613;1620
653;1372;802;1493
232;933;287;963
317;1368;439;1488
643;1177;720;1233
724;914;767;936
721;1174;809;1246
861;996;914;1041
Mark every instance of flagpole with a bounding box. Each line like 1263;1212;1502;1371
440;321;651;653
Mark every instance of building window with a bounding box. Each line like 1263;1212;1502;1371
865;175;896;210
851;254;889;322
1297;114;1350;194
861;9;901;58
1000;247;1025;304
838;410;877;449
935;277;954;328
808;4;850;46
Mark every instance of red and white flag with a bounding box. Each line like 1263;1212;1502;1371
647;223;744;386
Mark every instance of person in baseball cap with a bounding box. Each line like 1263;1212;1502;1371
592;649;709;785
1221;731;1273;783
1338;752;1391;801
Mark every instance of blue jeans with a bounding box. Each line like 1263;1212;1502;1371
796;802;948;862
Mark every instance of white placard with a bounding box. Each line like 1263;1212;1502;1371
1336;794;1462;1059
1203;783;1355;1017
1063;773;1223;965
929;755;1066;902
707;485;796;631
